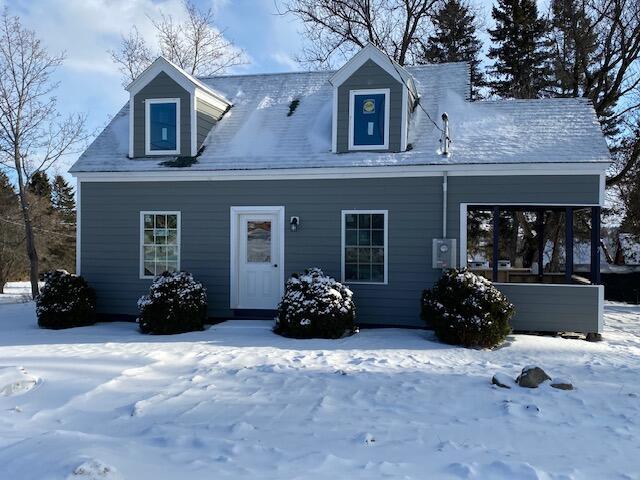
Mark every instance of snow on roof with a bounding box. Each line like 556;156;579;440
70;63;611;174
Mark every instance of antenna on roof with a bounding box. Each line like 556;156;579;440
440;112;451;156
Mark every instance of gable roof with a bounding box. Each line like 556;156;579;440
70;62;611;175
329;43;416;95
126;56;232;109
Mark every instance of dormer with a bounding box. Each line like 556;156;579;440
330;43;417;154
126;57;232;158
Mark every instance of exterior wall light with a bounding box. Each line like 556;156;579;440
290;216;300;232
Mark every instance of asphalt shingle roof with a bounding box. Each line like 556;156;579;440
70;63;611;173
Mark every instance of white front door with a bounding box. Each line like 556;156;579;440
234;209;283;309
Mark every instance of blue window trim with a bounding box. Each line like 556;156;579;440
348;88;390;151
145;98;181;155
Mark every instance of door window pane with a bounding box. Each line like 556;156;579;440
247;220;271;263
343;212;386;283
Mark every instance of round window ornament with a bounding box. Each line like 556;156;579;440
363;99;375;113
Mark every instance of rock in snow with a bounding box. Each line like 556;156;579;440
551;378;574;391
491;373;513;389
67;459;122;479
516;366;551;388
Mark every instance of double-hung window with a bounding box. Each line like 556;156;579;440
140;212;181;278
348;88;390;150
342;210;388;284
145;98;180;155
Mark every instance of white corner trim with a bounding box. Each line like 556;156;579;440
190;93;197;156
597;284;604;332
139;211;181;280
599;172;606;207
348;88;390;151
144;98;181;156
229;206;285;309
75;179;81;275
341;209;389;285
401;85;408;152
331;85;338;153
128;96;134;158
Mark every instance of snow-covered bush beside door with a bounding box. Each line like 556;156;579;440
275;268;356;339
36;270;96;329
137;271;207;334
422;269;515;348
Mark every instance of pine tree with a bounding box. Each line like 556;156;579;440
51;175;76;224
0;172;23;293
28;171;52;201
487;0;552;98
421;0;484;99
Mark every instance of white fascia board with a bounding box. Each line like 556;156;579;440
194;88;231;114
127;57;232;110
330;43;410;88
72;162;610;182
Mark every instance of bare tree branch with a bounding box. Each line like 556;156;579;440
277;0;438;68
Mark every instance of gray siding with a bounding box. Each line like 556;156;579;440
496;284;603;333
133;72;191;157
337;60;403;153
80;174;602;328
196;98;225;149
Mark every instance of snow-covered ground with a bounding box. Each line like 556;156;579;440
0;285;639;479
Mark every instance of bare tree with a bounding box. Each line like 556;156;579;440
109;27;153;87
0;8;86;299
548;0;640;185
279;0;439;68
110;0;246;85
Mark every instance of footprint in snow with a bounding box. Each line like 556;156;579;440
355;432;376;445
502;399;541;417
67;459;122;480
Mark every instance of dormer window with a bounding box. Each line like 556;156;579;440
348;89;389;150
145;98;180;155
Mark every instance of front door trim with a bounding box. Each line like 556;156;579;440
230;206;285;309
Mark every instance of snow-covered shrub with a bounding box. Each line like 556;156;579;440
275;268;356;339
36;270;96;329
137;271;207;335
422;269;514;348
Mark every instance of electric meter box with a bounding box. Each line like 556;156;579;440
432;238;457;269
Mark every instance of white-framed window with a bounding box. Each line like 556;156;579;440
348;88;390;151
145;98;181;155
341;210;388;284
140;211;181;279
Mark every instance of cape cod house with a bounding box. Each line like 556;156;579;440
70;44;610;334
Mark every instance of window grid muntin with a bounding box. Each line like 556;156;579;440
343;211;387;284
141;212;180;278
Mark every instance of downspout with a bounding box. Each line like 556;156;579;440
442;171;448;238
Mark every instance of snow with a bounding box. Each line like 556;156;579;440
70;63;610;174
0;287;639;478
619;233;640;265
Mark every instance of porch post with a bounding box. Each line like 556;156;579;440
591;206;601;285
492;206;499;282
565;207;574;284
537;209;544;280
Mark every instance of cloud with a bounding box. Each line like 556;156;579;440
271;52;300;71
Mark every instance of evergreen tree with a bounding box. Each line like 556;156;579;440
421;0;484;99
51;175;76;224
0;172;23;293
28;171;52;201
487;0;552;98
